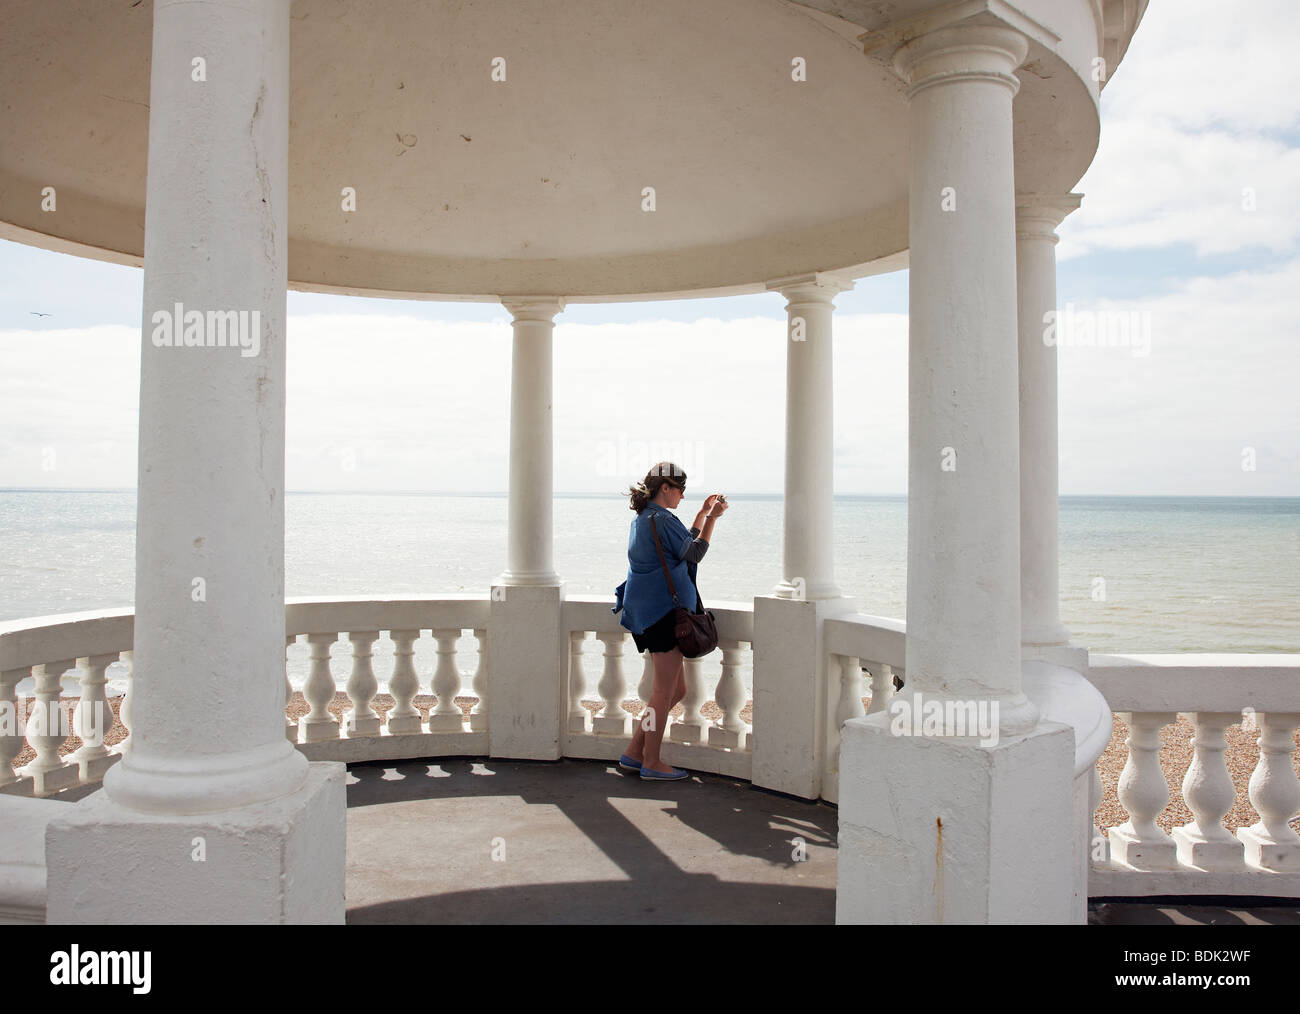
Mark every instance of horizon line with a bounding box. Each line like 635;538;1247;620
3;487;1299;500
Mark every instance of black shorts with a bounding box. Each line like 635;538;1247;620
632;603;701;654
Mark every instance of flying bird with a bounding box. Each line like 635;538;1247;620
30;311;51;317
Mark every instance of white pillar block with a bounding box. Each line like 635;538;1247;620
837;714;1076;923
487;583;565;758
46;764;346;924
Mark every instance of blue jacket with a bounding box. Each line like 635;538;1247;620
612;503;701;634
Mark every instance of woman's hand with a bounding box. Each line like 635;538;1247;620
704;494;729;519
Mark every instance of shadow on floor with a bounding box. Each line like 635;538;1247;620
342;757;838;924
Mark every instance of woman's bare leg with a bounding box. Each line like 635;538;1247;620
626;650;688;765
637;647;684;774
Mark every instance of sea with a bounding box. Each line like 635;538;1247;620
2;490;1297;698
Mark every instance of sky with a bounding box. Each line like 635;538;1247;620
1;0;1297;496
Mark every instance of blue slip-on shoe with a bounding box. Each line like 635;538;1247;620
640;765;689;781
618;754;643;771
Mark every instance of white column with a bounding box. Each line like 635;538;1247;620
46;0;344;924
499;297;564;586
751;274;859;799
767;273;851;601
899;22;1036;731
1017;194;1081;650
838;14;1078;925
488;297;566;758
97;0;305;814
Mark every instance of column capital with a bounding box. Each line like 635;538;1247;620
501;296;565;323
1016;192;1083;242
860;1;1059;99
766;272;854;306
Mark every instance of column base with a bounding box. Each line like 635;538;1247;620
301;715;340;743
836;713;1077;923
1238;823;1300;872
708;726;747;750
345;714;381;737
1107;823;1180;871
1171;826;1246;871
428;712;467;733
20;762;80;797
386;714;423;735
45;762;346;924
668;720;707;746
592;716;630;737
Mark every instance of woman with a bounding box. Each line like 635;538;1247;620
611;462;728;780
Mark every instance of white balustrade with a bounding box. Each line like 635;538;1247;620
1238;712;1300;871
302;633;340;742
387;630;423;734
709;639;750;749
470;627;489;732
345;631;382;737
1;666;25;787
593;631;629;736
669;656;708;745
285;635;298;743
1170;712;1243;869
71;653;119;781
1107;712;1179;870
20;658;78;795
567;631;590;734
429;628;465;732
865;663;895;715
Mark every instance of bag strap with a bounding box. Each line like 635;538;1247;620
647;512;681;608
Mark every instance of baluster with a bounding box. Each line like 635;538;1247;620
1238;712;1300;872
709;639;750;749
301;633;340;742
866;663;895;715
567;631;591;734
72;653;120;781
387;630;423;734
117;650;133;755
1;667;27;787
1108;711;1179;869
470;627;489;732
1171;712;1244;869
592;631;629;736
20;659;78;795
345;631;382;737
429;628;465;731
669;656;707;745
284;635;298;743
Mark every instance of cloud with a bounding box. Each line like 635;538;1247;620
1061;0;1300;260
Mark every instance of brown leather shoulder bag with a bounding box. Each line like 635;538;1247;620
648;512;719;658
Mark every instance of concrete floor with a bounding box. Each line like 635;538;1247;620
343;757;838;924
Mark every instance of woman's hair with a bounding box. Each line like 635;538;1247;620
626;461;687;513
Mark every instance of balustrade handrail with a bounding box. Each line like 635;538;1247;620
0;608;134;673
823;612;905;669
1088;652;1300;713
